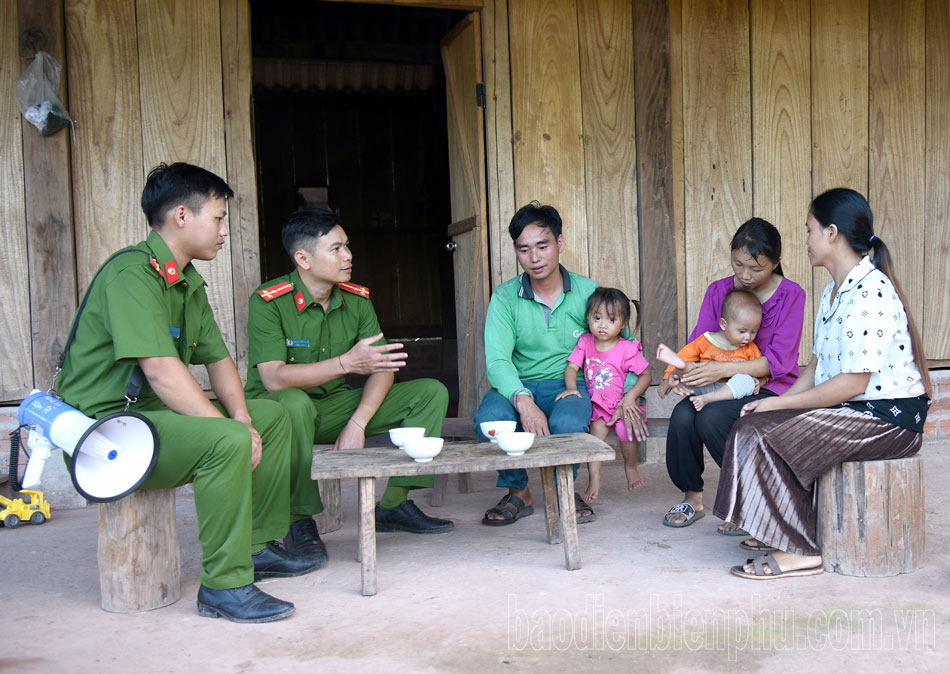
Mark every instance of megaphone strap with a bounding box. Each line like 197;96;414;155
125;365;147;410
55;248;153;402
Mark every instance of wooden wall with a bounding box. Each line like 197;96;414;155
485;0;950;372
2;0;949;402
2;0;258;402
1;1;32;401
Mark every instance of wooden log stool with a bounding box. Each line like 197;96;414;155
98;488;181;612
817;455;925;577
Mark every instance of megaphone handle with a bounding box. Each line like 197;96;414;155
22;430;55;489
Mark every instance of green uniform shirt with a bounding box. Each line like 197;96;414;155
58;230;229;418
485;266;599;401
245;269;384;399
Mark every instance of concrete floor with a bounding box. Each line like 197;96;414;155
2;439;948;673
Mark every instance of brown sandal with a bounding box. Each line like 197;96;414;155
482;493;534;526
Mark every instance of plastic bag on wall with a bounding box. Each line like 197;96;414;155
16;51;73;137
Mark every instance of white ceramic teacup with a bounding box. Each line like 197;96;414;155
479;420;517;443
388;426;426;448
402;436;444;463
496;431;535;456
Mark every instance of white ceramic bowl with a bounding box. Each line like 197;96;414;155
479;420;517;443
496;431;535;456
388;426;426;448
402;436;444;463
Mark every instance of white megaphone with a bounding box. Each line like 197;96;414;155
17;390;159;502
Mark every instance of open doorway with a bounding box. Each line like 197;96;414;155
250;1;468;414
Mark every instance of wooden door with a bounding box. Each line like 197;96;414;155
442;13;490;417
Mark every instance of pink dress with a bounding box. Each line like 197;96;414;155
567;334;650;442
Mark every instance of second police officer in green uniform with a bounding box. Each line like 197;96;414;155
245;208;453;553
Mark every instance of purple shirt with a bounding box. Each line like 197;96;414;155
690;276;805;394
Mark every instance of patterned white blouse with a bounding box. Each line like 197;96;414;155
813;255;925;401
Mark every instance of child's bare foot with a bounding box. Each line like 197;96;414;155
691;394;711;411
656;343;686;369
624;463;644;490
585;460;602;501
584;477;600;502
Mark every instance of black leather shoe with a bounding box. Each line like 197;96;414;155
375;499;454;534
197;583;294;623
251;540;322;581
283;517;328;568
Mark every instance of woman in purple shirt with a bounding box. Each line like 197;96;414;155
663;218;806;529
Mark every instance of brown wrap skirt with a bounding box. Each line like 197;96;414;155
713;407;922;556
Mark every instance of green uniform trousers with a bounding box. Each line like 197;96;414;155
138;398;292;590
259;378;448;515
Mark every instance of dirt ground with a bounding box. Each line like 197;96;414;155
2;440;948;673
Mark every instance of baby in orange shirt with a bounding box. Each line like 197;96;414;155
657;289;764;411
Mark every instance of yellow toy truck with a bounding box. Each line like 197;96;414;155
0;489;51;528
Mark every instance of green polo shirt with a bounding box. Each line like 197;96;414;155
485;266;599;401
245;269;384;399
58;230;230;418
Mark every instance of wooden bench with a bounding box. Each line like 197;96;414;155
311;432;615;596
93;417;666;611
817;454;925;576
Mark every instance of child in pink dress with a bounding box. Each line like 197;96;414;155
557;287;652;501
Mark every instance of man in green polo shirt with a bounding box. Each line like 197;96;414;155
245;208;453;552
476;202;643;526
57;163;318;624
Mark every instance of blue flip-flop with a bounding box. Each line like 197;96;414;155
663;502;705;527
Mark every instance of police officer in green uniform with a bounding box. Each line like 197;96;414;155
245;208;453;548
57;163;319;624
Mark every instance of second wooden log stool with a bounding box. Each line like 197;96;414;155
817;454;925;577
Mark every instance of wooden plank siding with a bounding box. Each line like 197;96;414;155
811;0;869;196
482;0;519;288
137;0;236;362
509;0;589;275
924;0;950;358
681;0;753;332
751;0;813;360
633;0;678;379
668;0;687;343
220;0;261;372
65;0;144;294
577;0;639;301
868;0;926;332
0;1;33;401
18;0;77;392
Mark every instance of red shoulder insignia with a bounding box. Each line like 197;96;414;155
257;281;295;301
338;282;370;298
149;257;166;279
164;260;180;284
294;290;307;312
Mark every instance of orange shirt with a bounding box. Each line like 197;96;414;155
663;332;763;381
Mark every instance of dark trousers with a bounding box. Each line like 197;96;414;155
664;390;775;493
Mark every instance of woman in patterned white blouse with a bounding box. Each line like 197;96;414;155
713;187;932;580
